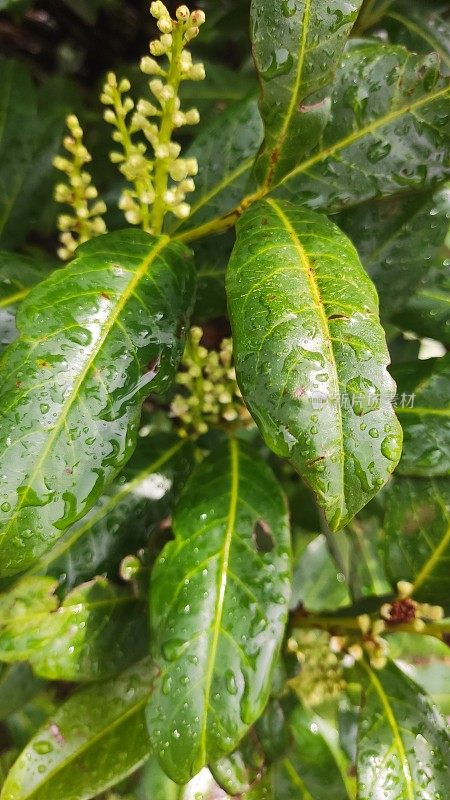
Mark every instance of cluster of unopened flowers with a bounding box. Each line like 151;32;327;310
53;2;206;258
53;115;107;261
343;581;444;670
100;1;205;232
170;327;253;437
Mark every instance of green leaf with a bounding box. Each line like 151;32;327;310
251;0;362;187
276;46;450;211
292;534;351;612
390;632;450;715
287;705;351;800
0;67;75;249
393;258;450;346
34;432;194;591
0;658;155;800
192;231;233;321
384;475;450;607
0;664;43;721
5;690;58;752
384;1;450;74
0;575;147;679
0;61;36;246
357;659;450;800
0;229;195;576
336;186;450;319
227;199;402;531
146;438;291;783
169;96;263;236
0;251;52;354
392;355;450;476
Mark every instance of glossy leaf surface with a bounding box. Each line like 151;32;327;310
0;252;51;354
170;96;263;236
392;355;450;476
147;438;291;783
277;46;450;211
393;259;450;346
0;576;146;679
0;61;36;247
288;705;351;800
192;232;233;322
227;199;402;530
251;0;362;187
0;664;43;722
336;186;450;318
384;1;450;74
357;660;450;800
0;229;195;576
0;658;155;800
35;432;194;591
384;476;450;608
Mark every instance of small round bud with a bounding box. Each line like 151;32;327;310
119;78;131;93
191;9;205;25
140;56;162;76
103;109;116;124
150;39;166;56
176;5;190;20
173;202;190;219
107;71;118;87
150;1;168;18
120;555;141;581
189;62;206;80
184;107;200;125
158;17;173;34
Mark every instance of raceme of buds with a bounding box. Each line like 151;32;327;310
170;327;253;438
100;2;206;233
53;115;107;260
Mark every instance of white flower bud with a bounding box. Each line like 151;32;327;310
169;142;181;158
119;78;131;93
176;5;189;20
185;157;198;175
53;156;71;172
184;107;200;125
180;50;192;72
107;71;117;87
189;62;205;80
150;1;168;18
191;9;205;25
140;56;163;76
173;202;190;219
123;97;134;114
155;143;170;159
169;160;188;181
85;186;98;199
149;79;164;97
181;178;195;192
103;109;116;124
125;209;142;224
141;189;156;204
185;26;199;41
91;218;107;234
164;189;177;204
173;111;185;127
100;92;113;105
158;18;173;34
150;39;166;56
160;85;175;102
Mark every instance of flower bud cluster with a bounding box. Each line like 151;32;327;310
287;631;346;707
100;2;206;232
170;327;253;437
53;115;107;260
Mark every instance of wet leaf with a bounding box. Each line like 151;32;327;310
276;46;450;211
357;660;450;800
35;432;194;591
0;664;43;721
0;229;195;576
0;658;155;800
0;575;147;680
0;66;75;249
146;438;291;783
392;355;450;476
384;1;450;74
393;258;450;346
227;199;402;531
0;251;52;354
251;0;363;187
384;475;450;608
192;231;233;322
170;96;263;236
287;704;351;800
336;186;450;319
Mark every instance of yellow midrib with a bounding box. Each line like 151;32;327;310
262;0;311;185
0;235;170;544
361;660;415;800
279;83;450;185
265;198;345;519
0;287;30;309
412;519;450;594
200;437;239;762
